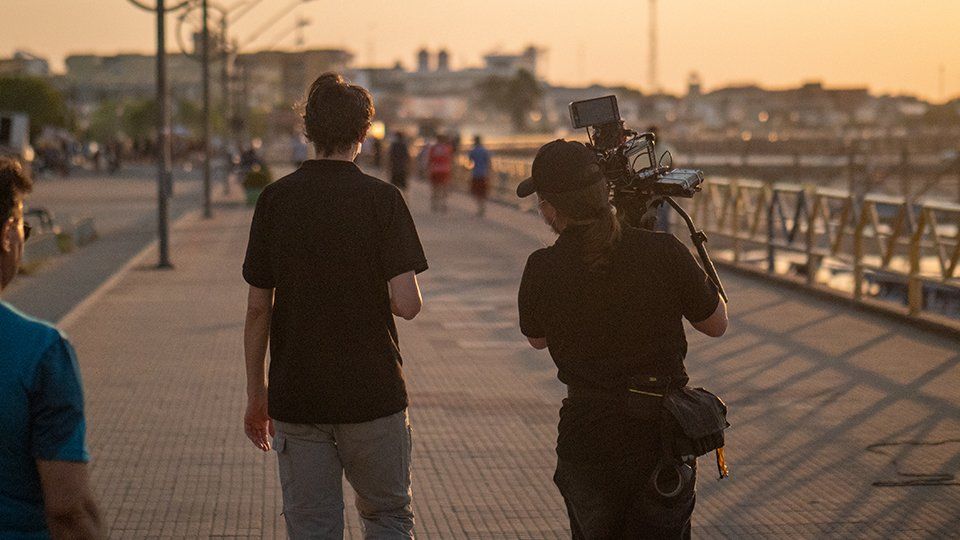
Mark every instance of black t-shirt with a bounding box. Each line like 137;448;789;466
518;225;719;460
243;159;428;424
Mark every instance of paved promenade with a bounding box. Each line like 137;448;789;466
57;177;959;538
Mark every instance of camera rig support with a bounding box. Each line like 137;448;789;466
665;197;729;303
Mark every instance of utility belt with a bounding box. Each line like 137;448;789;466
567;375;683;401
567;375;730;499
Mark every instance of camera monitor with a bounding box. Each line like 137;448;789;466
569;95;620;129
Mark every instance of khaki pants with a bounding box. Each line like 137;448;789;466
274;410;414;539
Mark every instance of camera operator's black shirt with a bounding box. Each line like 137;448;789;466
243;159;428;424
518;225;719;460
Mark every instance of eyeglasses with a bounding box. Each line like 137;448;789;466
23;223;31;242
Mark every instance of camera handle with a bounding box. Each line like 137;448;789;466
663;197;729;303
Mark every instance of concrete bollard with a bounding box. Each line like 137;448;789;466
74;218;98;247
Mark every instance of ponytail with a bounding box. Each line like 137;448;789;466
541;174;621;273
581;204;621;273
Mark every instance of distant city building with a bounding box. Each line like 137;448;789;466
416;48;430;73
6;43;954;145
353;45;545;128
235;49;353;111
0;50;50;77
437;49;450;72
482;46;540;78
57;48;351;135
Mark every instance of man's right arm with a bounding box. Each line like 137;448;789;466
243;285;274;451
36;460;103;539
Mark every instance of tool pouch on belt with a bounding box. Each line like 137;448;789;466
626;377;732;498
661;386;729;459
645;386;731;500
659;386;730;490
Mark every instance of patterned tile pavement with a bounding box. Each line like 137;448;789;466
59;177;960;538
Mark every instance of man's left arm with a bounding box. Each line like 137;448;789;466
380;188;428;304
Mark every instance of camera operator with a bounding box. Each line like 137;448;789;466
516;140;727;538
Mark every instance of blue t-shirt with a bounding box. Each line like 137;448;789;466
0;301;89;538
468;145;492;179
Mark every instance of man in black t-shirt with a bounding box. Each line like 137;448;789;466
242;73;427;539
516;140;727;538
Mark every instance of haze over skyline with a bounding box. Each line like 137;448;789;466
3;0;959;102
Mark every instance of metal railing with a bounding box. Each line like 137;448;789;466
688;178;960;316
453;154;960;319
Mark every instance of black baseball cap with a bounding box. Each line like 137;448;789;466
516;139;601;198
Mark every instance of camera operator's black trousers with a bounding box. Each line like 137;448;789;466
554;438;696;539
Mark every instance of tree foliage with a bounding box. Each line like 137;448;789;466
87;100;122;142
87;98;156;142
122;99;159;141
0;76;70;140
476;69;543;131
174;98;225;138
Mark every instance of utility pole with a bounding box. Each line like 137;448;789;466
648;0;659;93
202;0;212;219
156;0;173;268
221;15;230;150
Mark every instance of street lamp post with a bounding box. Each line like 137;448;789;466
201;0;212;219
176;0;310;216
127;0;190;268
157;0;174;266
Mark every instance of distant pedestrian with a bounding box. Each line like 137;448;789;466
0;158;104;539
243;73;427;539
373;137;383;168
427;135;454;212
90;143;102;173
239;143;264;173
107;140;122;175
468;135;492;217
388;131;411;191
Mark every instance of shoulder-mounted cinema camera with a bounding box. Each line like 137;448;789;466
569;94;728;303
570;95;703;227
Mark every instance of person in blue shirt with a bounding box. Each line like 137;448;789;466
0;158;103;539
467;135;492;217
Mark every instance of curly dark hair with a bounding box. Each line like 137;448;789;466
302;73;375;156
0;157;32;224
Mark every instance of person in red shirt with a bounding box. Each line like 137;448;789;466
427;135;454;212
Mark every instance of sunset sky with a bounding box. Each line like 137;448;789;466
3;0;959;101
